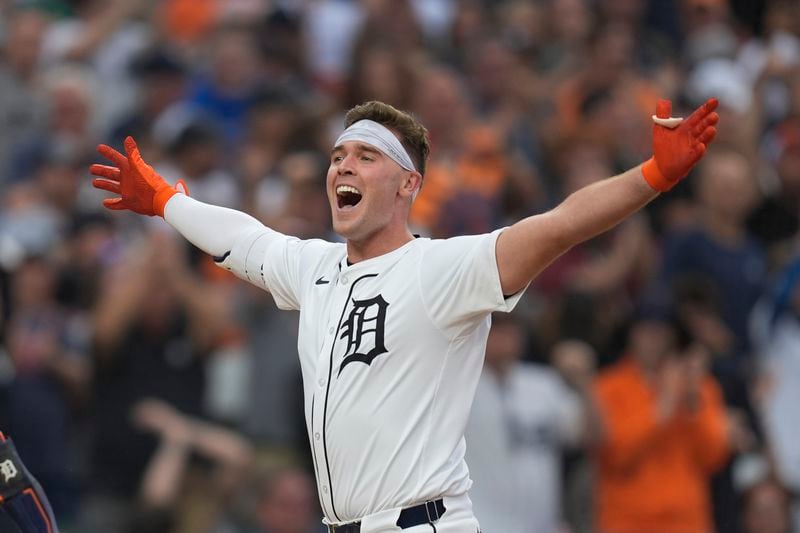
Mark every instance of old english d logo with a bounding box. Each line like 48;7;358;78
338;294;389;375
0;458;18;483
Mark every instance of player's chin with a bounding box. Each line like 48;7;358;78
332;212;362;239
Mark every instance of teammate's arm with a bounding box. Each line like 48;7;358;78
496;98;719;295
90;136;269;258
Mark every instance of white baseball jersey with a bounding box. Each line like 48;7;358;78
219;226;524;524
465;363;582;533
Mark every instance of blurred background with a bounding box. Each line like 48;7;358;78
0;0;798;532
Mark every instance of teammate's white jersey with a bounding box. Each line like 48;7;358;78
465;363;582;533
221;226;523;524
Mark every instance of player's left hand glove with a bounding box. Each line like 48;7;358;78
90;136;188;217
642;98;719;192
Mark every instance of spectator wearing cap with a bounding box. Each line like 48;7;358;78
108;48;188;149
592;303;729;533
153;116;240;209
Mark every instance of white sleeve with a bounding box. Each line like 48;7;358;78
163;193;318;310
224;229;339;310
163;194;265;257
419;228;528;336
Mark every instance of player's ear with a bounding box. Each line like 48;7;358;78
400;171;423;199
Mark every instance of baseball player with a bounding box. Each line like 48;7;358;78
0;431;59;533
90;98;718;533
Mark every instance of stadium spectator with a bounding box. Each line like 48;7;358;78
250;466;325;533
750;252;800;495
0;255;89;525
0;8;49;189
82;231;226;532
465;313;595;533
592;308;730;533
660;146;765;360
125;398;254;533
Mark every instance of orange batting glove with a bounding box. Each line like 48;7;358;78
642;98;719;192
90;136;188;217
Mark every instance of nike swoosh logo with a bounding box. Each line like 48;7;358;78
315;277;330;285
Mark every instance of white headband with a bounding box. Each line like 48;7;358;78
334;119;417;172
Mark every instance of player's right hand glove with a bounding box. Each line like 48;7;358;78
90;136;188;217
642;98;719;192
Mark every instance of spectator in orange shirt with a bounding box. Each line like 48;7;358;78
593;306;730;533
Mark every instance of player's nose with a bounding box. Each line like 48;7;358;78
337;153;357;175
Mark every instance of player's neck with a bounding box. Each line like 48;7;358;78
345;226;415;264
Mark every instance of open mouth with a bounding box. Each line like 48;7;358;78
336;185;363;209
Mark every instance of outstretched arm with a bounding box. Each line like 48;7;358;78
91;137;315;311
496;98;719;295
90;136;269;258
163;194;267;259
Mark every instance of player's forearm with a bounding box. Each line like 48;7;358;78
549;165;658;249
497;166;657;294
138;439;191;507
163;194;269;258
185;418;254;469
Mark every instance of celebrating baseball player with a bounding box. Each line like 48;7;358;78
90;97;718;533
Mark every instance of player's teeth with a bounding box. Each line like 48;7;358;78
337;185;361;195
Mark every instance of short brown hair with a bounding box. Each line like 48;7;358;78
344;101;431;176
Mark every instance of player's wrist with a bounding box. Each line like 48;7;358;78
153;184;179;217
642;157;675;192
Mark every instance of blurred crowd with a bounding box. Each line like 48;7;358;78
0;0;799;532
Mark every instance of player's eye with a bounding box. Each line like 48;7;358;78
360;155;374;162
332;155;343;163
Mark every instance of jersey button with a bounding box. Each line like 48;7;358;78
315;432;320;440
323;485;329;493
318;378;326;387
341;276;349;284
329;327;334;334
